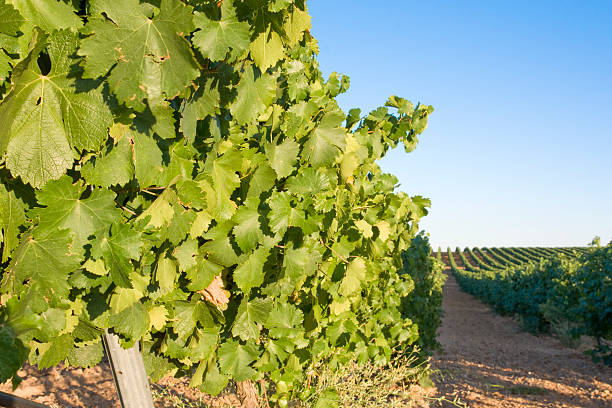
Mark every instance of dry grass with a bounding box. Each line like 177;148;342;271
297;351;436;408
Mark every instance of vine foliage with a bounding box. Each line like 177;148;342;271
0;0;436;402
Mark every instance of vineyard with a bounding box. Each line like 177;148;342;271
0;1;611;407
441;245;612;365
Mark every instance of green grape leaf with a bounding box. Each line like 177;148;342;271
0;326;28;383
136;187;177;229
265;137;300;178
231;297;273;341
314;388;340;408
283;246;320;280
229;65;276;125
91;223;143;288
250;27;285;71
266;303;303;338
173;238;198;272
155;255;178;289
269;0;293;12
246;162;276;199
109;302;150;339
218;340;258;382
180;79;221;143
110;284;143;314
0;184;26;263
81;136;135;188
283;7;311;47
67;341;104;368
148;305;168;331
173;301;197;340
0;1;24;35
0;30;112;188
329;297;350;316
11;0;82;32
385;95;414;115
231;198;263;253
0;51;12;86
32;175;121;249
80;0;198;109
132;131;163;189
167;208;196;245
187;328;218;360
408;195;431;221
200;358;229;396
176;179;206;209
234;246;270;295
142;341;175;382
354;219;373;239
303;110;347;168
103;122;164;189
203;150;242;220
338;257;366;296
155;141;197;187
8;227;81;298
267;192;305;235
192;0;250;62
186;259;222;291
286;168;331;194
189;210;212;239
38;334;73;369
201;222;238;267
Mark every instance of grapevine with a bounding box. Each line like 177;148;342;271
0;0;441;403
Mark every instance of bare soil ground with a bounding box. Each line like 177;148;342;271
0;359;241;407
430;270;612;408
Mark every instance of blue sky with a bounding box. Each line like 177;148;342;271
308;1;612;249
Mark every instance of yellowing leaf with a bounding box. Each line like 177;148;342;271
250;28;285;71
338;258;366;296
149;305;169;331
283;7;311;47
83;258;108;276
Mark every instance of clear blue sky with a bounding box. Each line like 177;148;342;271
309;1;612;249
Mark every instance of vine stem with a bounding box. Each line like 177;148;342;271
320;238;349;264
140;189;159;197
121;206;137;216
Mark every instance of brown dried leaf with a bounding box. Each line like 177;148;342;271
199;274;230;308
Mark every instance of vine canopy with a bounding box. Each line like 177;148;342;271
0;0;437;403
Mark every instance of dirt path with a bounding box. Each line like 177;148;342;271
430;271;612;408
